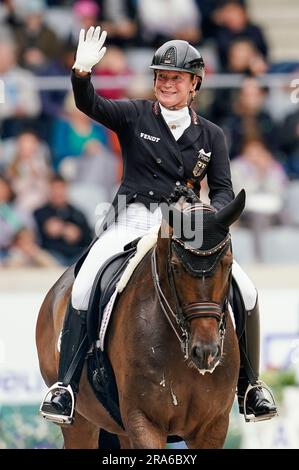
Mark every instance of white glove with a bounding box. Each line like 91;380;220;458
73;26;107;73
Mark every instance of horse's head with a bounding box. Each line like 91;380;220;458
154;188;245;374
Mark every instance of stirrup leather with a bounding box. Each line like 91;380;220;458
243;381;278;423
39;383;75;425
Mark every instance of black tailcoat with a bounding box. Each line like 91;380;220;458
71;72;234;270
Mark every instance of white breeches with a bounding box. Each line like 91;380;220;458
72;203;257;312
72;203;162;310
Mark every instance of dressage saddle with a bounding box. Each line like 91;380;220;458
86;237;140;344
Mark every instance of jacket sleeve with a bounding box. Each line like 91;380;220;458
207;125;234;211
71;71;138;134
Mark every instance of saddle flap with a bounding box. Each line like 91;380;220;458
86;247;137;344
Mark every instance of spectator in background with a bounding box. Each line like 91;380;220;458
74;140;118;198
0;174;33;261
37;43;77;117
69;0;101;47
197;0;244;41
70;0;137;48
208;39;268;124
136;0;201;48
212;0;268;70
223;77;277;158
231;138;288;258
265;65;299;124
98;0;137;47
0;39;41;138
12;0;63;72
1;0;24;29
3;227;59;267
231;139;288;213
279;107;299;179
5;130;52;213
59;138;119;226
36;43;77;143
51;91;108;171
94;46;133;99
34;175;92;266
227;38;268;76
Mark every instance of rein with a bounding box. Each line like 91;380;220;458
151;234;231;359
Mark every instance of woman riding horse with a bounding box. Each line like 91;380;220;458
39;27;277;424
38;188;244;448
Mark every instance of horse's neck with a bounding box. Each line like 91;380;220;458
151;242;180;339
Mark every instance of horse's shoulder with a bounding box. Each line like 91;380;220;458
52;265;75;296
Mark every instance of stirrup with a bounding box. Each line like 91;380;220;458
243;381;278;423
39;383;75;425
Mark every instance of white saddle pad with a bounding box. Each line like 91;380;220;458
98;229;158;350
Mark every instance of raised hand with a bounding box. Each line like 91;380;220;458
73;26;107;73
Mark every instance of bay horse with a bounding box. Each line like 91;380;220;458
36;189;245;449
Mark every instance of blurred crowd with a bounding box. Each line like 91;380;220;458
0;0;299;267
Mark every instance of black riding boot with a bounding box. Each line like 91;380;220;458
236;296;278;422
40;302;89;424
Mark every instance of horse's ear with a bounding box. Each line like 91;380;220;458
215;189;246;228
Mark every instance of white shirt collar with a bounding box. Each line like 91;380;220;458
159;103;191;140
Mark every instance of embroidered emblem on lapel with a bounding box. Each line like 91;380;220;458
193;148;211;177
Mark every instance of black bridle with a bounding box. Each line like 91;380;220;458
151;231;232;360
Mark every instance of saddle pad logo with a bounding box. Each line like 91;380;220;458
193;149;211;177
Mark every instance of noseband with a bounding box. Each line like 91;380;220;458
151;231;231;360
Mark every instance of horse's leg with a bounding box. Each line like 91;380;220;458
118;436;133;449
61;412;99;449
124;411;167;449
185;414;230;449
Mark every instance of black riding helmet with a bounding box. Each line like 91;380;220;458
150;40;205;91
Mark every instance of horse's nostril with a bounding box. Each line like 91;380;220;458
191;346;201;360
191;343;219;367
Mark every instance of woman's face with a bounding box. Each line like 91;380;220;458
154;70;196;109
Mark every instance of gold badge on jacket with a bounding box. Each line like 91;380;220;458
193;148;211;177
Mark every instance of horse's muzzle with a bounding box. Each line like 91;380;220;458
191;342;221;373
